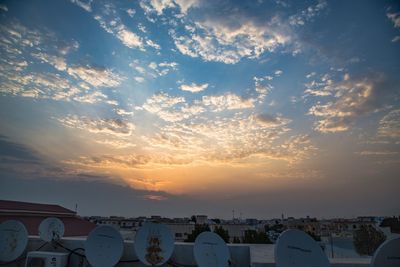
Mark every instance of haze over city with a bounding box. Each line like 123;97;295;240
0;0;399;219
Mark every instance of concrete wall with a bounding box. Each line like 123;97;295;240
2;237;370;267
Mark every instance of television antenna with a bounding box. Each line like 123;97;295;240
134;222;174;266
274;229;330;267
38;217;65;242
85;225;124;267
0;220;28;263
194;231;230;267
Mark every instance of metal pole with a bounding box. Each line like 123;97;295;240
330;231;334;258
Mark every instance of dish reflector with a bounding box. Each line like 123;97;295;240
275;229;329;267
85;225;124;267
134;222;174;266
371;237;400;267
38;217;65;242
194;231;230;267
0;220;28;262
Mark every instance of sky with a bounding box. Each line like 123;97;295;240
0;0;399;219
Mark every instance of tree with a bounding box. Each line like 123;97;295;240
232;236;241;243
185;224;210;242
353;225;386;256
306;231;321;242
214;226;230;243
242;230;272;244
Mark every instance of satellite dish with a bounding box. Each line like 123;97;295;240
371;237;400;267
38;217;65;242
194;231;230;267
275;229;330;267
85;225;124;267
0;220;28;262
134;222;174;266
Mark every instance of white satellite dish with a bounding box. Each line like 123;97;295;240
134;222;174;266
194;231;230;267
0;220;28;263
371;237;400;267
85;225;124;267
275;229;330;267
38;217;65;242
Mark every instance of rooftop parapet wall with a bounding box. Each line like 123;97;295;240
3;237;370;267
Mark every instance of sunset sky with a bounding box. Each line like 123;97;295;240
0;0;399;219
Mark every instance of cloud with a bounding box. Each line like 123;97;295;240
148;61;178;76
134;76;145;83
174;0;200;14
94;4;145;50
289;0;327;26
180;82;208;93
202;93;255;111
94;139;136;149
356;151;398;156
143;194;168;201
67;64;124;87
387;12;400;28
126;8;136;17
0;4;8;12
70;0;93;12
392;36;400;43
130;60;178;78
307;73;393;133
142;93;190;122
0;21;123;106
58;115;135;137
139;0;200;15
378;109;400;138
142;112;310;164
32;52;67;71
170;13;291;64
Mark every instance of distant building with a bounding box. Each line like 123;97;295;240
195;215;208;224
166;223;195;241
0;199;95;236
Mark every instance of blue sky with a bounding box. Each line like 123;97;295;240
0;0;399;218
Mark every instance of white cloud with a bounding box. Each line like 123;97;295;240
146;39;161;50
117;28;143;49
70;0;93;12
307;75;388;133
202;93;255;111
387;12;400;28
289;0;327;26
58;115;135;137
67;64;124;87
173;0;200;14
171;16;290;64
134;76;145;83
94;5;144;50
32;52;67;71
180;82;208;93
139;0;200;15
126;8;136;17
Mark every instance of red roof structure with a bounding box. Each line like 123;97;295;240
0;199;95;236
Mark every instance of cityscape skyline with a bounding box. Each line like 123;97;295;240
0;0;399;218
